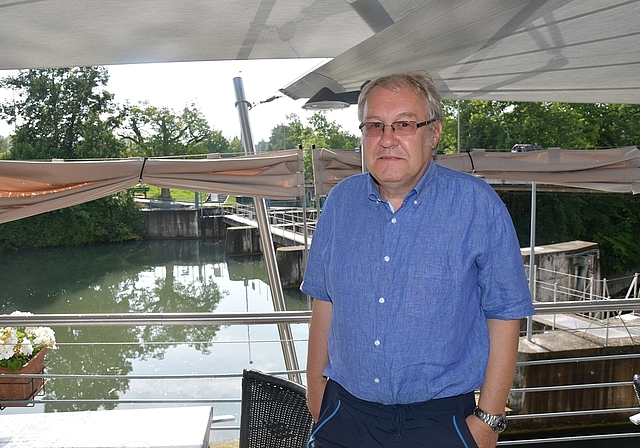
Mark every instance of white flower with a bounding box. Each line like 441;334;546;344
0;345;13;360
27;327;57;349
1;311;56;369
0;327;19;361
16;339;34;357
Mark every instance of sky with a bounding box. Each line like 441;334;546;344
0;59;362;143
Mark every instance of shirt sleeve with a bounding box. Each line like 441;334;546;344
299;192;335;302
478;199;535;320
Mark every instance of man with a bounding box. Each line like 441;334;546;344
301;71;535;448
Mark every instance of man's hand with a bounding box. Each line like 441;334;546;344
306;377;327;422
466;414;499;448
306;299;332;422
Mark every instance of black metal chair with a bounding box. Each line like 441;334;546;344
239;369;314;448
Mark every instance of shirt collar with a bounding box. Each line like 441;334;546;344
366;160;437;208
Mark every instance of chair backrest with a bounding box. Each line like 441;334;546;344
239;369;314;448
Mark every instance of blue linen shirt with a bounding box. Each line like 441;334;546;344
301;161;535;405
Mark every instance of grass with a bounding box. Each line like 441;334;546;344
139;186;237;206
132;185;239;207
145;185;196;202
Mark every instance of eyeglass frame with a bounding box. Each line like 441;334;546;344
358;118;437;136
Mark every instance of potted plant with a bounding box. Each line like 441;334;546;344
0;311;56;406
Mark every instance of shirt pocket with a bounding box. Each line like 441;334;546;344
405;268;458;323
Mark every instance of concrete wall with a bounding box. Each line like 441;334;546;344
143;209;226;239
225;226;262;256
521;240;602;302
510;331;640;431
276;246;306;289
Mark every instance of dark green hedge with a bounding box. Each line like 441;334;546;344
500;191;640;276
0;192;144;251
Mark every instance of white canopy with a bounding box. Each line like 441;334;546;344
1;1;639;105
0;150;304;224
312;147;640;196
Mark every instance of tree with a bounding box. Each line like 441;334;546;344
118;102;223;199
0;67;125;160
0;135;10;157
499;191;640;276
266;112;360;181
228;136;244;154
305;113;360;151
440;100;640;153
199;130;233;154
572;103;640;148
267;114;305;151
119;102;213;157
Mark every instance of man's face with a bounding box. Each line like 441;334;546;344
362;85;441;200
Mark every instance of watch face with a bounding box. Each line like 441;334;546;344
495;417;509;433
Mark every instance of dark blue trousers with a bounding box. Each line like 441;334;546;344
308;379;479;448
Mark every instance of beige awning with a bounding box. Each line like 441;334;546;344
312;148;363;197
435;146;640;194
311;146;640;196
0;150;304;224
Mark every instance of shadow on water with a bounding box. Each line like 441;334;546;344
0;240;309;413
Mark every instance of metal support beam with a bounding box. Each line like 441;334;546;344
233;77;301;384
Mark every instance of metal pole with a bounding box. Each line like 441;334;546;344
457;100;461;153
526;182;537;342
233;77;301;383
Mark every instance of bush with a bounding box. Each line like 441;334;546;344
0;193;144;251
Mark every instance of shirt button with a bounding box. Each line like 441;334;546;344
413;200;418;205
378;297;385;304
374;339;381;346
391;217;397;224
374;378;380;384
384;256;390;262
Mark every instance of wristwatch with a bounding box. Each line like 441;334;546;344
473;406;508;433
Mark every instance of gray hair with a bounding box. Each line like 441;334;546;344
357;71;442;125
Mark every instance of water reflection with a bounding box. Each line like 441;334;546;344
0;240;309;415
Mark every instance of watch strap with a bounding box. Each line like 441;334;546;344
473;406;508;433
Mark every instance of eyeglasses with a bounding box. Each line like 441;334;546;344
359;118;436;137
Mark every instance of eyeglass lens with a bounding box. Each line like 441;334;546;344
360;121;422;136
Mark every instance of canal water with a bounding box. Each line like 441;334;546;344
0;239;310;441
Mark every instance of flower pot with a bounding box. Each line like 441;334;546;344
0;347;47;407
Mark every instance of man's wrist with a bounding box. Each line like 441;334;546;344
473;406;509;433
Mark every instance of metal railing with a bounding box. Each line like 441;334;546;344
226;202;317;242
3;302;640;445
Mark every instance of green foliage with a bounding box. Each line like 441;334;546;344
305;113;360;150
119;102;213;157
440;100;640;152
266;112;360;181
0;67;125;160
499;192;640;275
267;112;360;151
440;100;640;275
0;135;10;154
228;136;244;154
0;193;144;252
199;130;233;154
